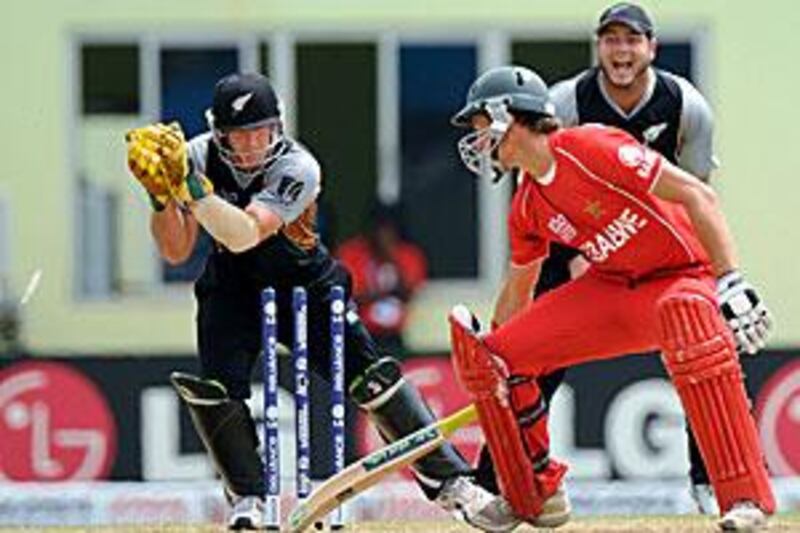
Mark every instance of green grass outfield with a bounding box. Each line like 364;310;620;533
0;514;799;532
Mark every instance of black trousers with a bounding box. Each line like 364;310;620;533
195;265;380;400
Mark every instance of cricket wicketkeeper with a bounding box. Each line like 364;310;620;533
125;72;514;531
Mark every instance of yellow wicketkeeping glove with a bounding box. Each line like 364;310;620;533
125;123;172;210
157;122;191;187
125;122;213;209
157;122;213;205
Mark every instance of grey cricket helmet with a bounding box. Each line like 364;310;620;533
451;65;555;127
452;66;555;182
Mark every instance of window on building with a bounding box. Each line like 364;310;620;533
76;176;120;296
159;47;239;283
399;44;478;279
81;43;139;114
511;40;591;84
160;47;239;136
655;42;693;81
76;43;138;299
259;43;270;74
296;42;377;248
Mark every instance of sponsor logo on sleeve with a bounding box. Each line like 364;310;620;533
276;176;305;204
547;213;578;243
617;144;659;179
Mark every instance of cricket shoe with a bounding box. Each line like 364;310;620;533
468;485;570;531
228;495;265;530
529;485;571;528
718;501;767;532
435;476;522;532
690;483;718;515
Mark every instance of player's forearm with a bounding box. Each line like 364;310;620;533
189;194;262;253
683;185;738;276
150;202;197;265
493;284;525;326
492;261;542;326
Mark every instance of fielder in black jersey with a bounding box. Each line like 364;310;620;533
138;73;512;531
474;2;725;517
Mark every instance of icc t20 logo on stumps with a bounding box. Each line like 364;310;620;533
757;360;800;476
0;361;117;480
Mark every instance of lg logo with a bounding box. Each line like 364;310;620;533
0;361;116;480
757;361;800;475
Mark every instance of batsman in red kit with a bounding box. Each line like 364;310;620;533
448;66;774;532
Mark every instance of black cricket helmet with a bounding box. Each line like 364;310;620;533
205;72;284;185
452;66;555;182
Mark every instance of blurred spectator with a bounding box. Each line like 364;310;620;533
337;203;427;356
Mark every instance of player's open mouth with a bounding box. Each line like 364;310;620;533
611;60;634;74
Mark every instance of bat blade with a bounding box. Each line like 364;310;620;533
286;404;477;532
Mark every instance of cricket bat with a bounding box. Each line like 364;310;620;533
286;404;477;532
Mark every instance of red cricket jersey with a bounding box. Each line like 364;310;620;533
509;125;711;281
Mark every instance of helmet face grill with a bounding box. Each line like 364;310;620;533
208;114;284;187
206;73;285;187
457;127;506;180
456;98;513;182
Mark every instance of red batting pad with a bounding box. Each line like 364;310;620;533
657;292;775;514
449;310;548;519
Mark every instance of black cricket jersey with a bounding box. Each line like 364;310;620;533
574;66;682;163
551;67;717;178
186;134;339;293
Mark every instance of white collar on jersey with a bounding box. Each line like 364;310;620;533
527;161;556;186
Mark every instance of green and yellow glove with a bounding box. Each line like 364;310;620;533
125;122;213;209
156;122;213;205
125;123;172;210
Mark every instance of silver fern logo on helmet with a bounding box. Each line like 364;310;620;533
231;92;253;115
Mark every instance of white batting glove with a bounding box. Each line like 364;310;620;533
716;271;773;355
